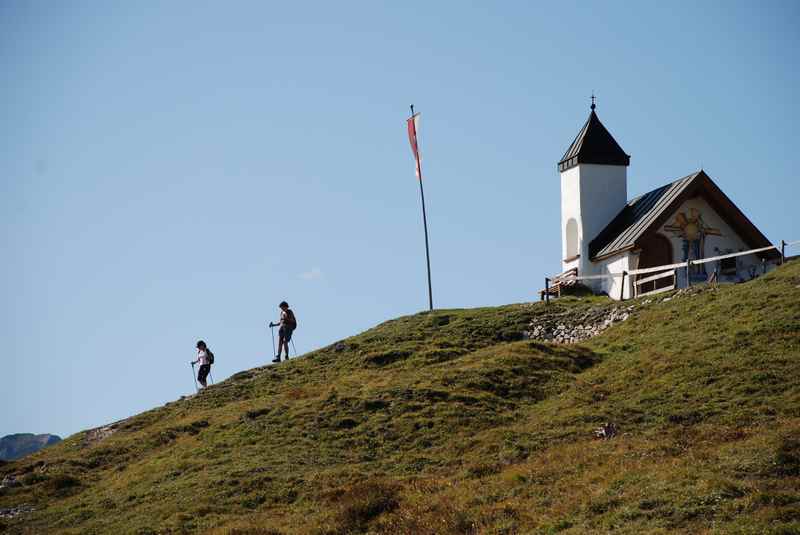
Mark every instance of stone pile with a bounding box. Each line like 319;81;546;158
594;422;618;440
0;504;34;519
0;475;19;490
83;424;116;447
524;283;715;344
524;304;637;344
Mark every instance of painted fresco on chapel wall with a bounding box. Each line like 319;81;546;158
664;208;722;279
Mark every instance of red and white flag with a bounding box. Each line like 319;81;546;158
406;112;422;179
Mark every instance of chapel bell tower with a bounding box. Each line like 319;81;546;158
558;97;630;274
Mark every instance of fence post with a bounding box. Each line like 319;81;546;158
781;240;786;264
686;260;692;288
544;277;550;305
619;271;627;301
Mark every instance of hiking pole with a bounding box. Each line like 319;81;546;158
209;372;214;385
270;323;276;357
291;339;298;357
190;362;198;393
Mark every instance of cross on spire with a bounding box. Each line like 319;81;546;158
590;93;596;111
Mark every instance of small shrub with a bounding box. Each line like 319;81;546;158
362;399;389;411
754;492;800;507
667;410;706;425
775;437;800;477
336;418;359;430
47;474;81;494
542;519;573;533
419;348;468;364
172;420;209;435
328;480;399;533
364;350;411;367
244;408;270;420
465;463;502;479
241;494;266;510
587;497;621;515
20;472;48;486
430;315;451;326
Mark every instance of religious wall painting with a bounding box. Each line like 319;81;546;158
663;207;722;280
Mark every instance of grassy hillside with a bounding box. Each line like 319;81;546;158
2;262;799;534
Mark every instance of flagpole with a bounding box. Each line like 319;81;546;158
411;104;433;311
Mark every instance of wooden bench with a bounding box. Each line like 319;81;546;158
540;267;578;301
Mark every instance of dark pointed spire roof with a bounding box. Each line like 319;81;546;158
558;104;630;172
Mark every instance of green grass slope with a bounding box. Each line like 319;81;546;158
2;262;799;535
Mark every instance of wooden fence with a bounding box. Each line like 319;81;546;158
542;239;799;304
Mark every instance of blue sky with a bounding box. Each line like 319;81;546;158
2;1;798;438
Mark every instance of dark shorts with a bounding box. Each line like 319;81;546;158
279;326;295;342
197;364;211;384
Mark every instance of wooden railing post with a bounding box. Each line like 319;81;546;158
544;277;550;305
686;260;692;288
619;271;627;301
781;240;786;264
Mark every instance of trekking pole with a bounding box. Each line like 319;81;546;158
209;372;214;385
291;339;298;357
270;323;276;357
190;362;198;393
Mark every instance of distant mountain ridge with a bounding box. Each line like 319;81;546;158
0;433;61;461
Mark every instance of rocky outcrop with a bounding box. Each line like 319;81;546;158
83;425;117;447
0;475;20;489
523;304;636;344
0;503;35;519
0;434;61;461
524;286;712;344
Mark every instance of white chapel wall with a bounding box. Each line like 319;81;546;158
593;253;635;300
560;166;582;268
655;196;774;283
560;163;627;277
565;219;579;259
578;163;627;258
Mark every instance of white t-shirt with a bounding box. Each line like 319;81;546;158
197;349;210;366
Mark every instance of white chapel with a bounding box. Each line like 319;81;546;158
557;100;779;300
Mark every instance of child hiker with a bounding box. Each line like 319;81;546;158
191;340;214;388
270;301;297;363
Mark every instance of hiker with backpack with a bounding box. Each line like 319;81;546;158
191;340;214;388
270;301;297;363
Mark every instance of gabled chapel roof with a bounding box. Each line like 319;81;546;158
589;170;777;261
